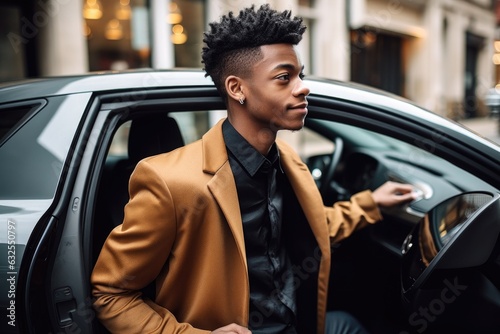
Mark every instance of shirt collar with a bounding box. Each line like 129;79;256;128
222;119;283;177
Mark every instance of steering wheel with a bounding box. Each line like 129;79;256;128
320;136;344;198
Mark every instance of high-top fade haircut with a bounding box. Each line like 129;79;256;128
202;4;306;102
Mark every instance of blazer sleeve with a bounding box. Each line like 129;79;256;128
91;159;210;334
326;190;383;244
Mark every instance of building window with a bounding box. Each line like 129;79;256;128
84;0;151;71
298;0;315;7
170;0;204;68
350;29;405;96
83;0;205;71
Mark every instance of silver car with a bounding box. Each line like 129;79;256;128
1;69;499;333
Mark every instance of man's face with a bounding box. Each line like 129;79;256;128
240;43;310;134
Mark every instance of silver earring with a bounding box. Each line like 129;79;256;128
239;97;245;105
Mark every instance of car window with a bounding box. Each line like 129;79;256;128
106;110;336;163
0;95;89;199
107;120;130;157
278;127;335;161
170;111;214;144
0;101;44;146
107;111;217;159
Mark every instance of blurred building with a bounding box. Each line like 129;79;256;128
0;0;497;118
492;0;500;83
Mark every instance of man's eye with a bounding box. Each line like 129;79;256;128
299;73;305;80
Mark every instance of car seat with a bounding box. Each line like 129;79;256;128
93;113;184;261
91;113;184;333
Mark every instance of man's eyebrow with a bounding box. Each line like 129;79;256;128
273;64;305;72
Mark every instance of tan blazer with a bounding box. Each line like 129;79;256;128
91;119;382;333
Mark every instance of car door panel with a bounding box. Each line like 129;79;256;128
0;94;90;334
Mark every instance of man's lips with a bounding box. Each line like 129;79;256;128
289;103;308;113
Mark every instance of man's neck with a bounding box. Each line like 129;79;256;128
227;118;277;155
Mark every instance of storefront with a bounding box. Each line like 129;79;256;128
83;0;205;71
0;0;206;81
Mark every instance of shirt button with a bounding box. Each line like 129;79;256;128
261;161;271;173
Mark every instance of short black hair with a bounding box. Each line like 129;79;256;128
202;4;306;101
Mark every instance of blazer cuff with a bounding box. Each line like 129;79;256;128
352;190;383;223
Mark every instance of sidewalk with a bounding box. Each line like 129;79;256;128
456;116;500;146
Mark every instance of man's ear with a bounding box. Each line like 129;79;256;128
225;75;244;103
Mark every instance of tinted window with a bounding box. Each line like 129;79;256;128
0;94;89;199
0;102;44;146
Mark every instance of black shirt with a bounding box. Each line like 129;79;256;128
223;120;297;334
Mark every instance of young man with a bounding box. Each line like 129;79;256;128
91;4;415;333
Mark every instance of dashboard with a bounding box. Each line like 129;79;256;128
335;150;497;218
308;145;500;259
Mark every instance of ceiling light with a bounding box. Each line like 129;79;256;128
105;19;123;40
167;2;183;24
83;0;103;20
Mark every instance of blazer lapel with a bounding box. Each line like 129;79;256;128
277;139;330;251
199;123;330;273
202;119;247;270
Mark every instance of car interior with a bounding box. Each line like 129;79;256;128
83;100;500;334
93;113;185;265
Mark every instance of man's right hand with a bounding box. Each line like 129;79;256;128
211;323;252;334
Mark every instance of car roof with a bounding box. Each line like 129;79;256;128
0;69;215;102
0;67;411;102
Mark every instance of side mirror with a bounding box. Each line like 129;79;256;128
401;192;500;295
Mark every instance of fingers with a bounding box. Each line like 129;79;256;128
392;183;415;194
211;323;252;334
394;191;417;202
372;181;418;207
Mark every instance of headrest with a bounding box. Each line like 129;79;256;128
128;114;184;163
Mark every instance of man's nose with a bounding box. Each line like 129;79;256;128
295;79;310;96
